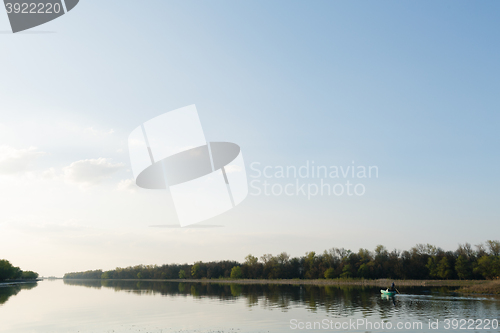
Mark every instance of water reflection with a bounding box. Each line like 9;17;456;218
63;279;500;323
64;279;375;313
381;293;397;305
0;283;38;306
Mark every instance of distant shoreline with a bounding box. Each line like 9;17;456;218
62;278;487;287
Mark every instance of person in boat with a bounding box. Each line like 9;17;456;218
388;282;396;292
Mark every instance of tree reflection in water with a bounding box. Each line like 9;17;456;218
63;279;378;316
63;279;500;323
0;282;38;306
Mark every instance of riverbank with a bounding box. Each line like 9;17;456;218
64;278;485;287
162;278;486;287
0;279;41;287
458;280;500;294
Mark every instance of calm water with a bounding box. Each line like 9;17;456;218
0;280;499;333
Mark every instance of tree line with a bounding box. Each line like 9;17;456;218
63;240;500;281
0;260;39;281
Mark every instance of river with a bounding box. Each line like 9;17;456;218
0;280;499;332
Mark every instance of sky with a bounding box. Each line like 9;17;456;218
0;1;499;277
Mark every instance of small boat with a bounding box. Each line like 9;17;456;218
380;289;397;296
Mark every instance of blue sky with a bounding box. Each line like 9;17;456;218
0;1;499;276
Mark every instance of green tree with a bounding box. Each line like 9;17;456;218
357;263;370;278
0;260;38;281
137;272;142;279
245;255;258;266
474;255;500;279
191;263;200;279
230;266;243;279
437;257;452;279
303;252;319;279
242;254;262;279
21;271;38;280
324;267;336;279
0;260;21;280
373;245;389;278
340;264;353;279
0;260;14;280
455;255;472;280
426;257;438;278
178;269;186;279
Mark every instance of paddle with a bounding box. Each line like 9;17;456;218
396;288;400;294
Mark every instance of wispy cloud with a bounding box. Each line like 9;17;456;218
63;158;124;186
0;145;45;174
84;126;115;136
116;178;138;192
